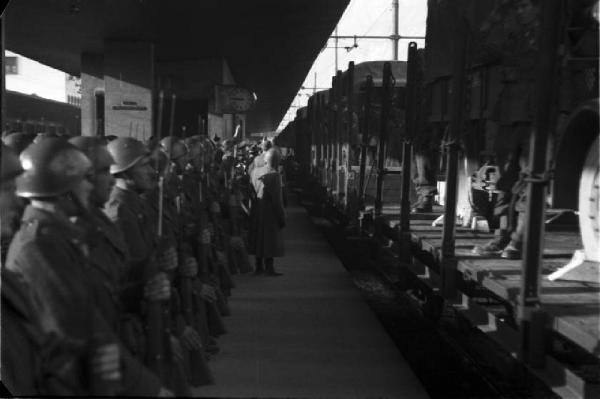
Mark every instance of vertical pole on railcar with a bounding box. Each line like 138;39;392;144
307;98;313;177
518;0;562;368
314;95;319;179
336;69;343;201
1;15;5;133
345;62;355;209
318;94;324;186
313;95;318;179
375;62;392;217
329;76;336;193
359;76;373;208
440;10;468;299
401;42;419;234
332;73;338;198
322;93;326;185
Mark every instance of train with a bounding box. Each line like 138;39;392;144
2;90;81;136
279;0;599;397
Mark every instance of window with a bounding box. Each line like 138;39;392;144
5;57;18;74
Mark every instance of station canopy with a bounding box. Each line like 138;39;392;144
3;0;350;133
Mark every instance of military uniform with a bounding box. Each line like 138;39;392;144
0;267;83;396
77;207;128;332
4;209;92;393
143;177;215;386
472;0;539;257
7;205;162;396
0;143;83;396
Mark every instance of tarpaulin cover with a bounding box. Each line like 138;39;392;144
297;106;308;120
342;61;407;90
314;89;331;105
275;121;296;147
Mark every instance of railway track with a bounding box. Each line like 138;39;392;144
308;204;561;399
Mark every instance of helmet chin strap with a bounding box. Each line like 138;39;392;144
115;172;146;194
63;192;90;217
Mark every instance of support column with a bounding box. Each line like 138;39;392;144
104;41;154;140
81;54;104;136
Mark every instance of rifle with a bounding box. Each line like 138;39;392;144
145;89;167;380
175;180;214;386
199;210;227;337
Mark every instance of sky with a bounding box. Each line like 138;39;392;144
276;0;428;131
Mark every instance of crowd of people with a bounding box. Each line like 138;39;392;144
0;130;286;396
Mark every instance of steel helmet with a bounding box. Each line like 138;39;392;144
16;138;92;198
33;132;59;143
160;137;188;160
106;137;149;175
154;149;170;176
68;136;114;172
1;144;24;183
2;132;36;154
184;135;204;158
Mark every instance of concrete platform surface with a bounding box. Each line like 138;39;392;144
194;203;428;398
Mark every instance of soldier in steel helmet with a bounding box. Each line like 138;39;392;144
2;131;36;155
3;139;125;395
158;137;228;353
145;143;214;387
1;143;45;395
471;0;541;259
68;136;176;396
104;137;191;395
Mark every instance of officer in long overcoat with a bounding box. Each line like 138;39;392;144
249;148;286;276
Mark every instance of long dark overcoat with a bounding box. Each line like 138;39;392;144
249;166;285;258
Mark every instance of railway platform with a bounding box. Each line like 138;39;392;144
195;199;428;398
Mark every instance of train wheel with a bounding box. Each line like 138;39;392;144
578;134;600;262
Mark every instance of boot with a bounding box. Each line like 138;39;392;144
254;257;265;275
265;258;282;277
411;195;434;213
501;212;524;259
501;242;522;259
472;231;511;256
